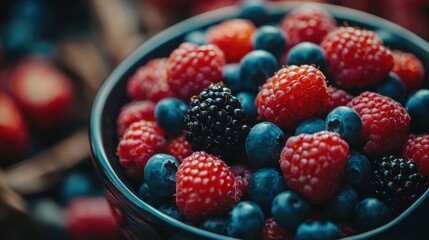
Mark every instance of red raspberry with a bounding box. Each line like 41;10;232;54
402;135;429;176
260;217;294;240
176;151;238;222
229;165;253;199
280;131;349;203
167;43;225;101
320;27;394;89
280;4;336;48
324;87;354;115
206;19;256;63
255;65;329;129
347;91;410;156
116;120;166;172
392;50;424;93
165;134;193;162
127;58;174;102
116;100;156;136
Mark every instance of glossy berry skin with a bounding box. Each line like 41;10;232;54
324;87;354;116
256;65;329;129
158;204;183;221
320;27;394;89
226;201;265;240
138;183;168;208
325;106;362;146
280;131;349;203
143;154;180;198
323;185;359;220
253;25;287;59
60;171;94;204
167;43;225;101
260;217;293;240
286;42;327;71
295;118;325;135
223;63;241;94
175;152;238;222
348;91;410;156
245;121;286;169
155;98;189;136
237;1;269;26
392;50;424;92
271;191;311;230
249;168;288;210
165;134;193;162
374;72;407;104
355;198;391;231
200;218;228;235
295;221;342;240
403;135;429;176
405;89;429;134
344;151;371;189
240;50;278;92
236;92;258;123
116;100;156;136
206;19;256;63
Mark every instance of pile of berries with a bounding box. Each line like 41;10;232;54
114;4;429;239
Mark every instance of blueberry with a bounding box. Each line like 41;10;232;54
155;98;189;136
406;89;429;134
271;191;311;230
375;73;407;104
138;183;167;208
295;221;342;240
295;118;325;135
344;151;371;189
240;50;278;92
223;64;241;94
237;0;268;26
355;198;391;231
323;185;359;220
236;92;258;122
226;201;265;240
253;25;287;59
158;204;183;221
200;218;228;235
59;171;93;204
250;168;288;210
9;0;51;31
143;154;180;198
1;20;37;59
325;106;362;146
287;42;327;71
245;122;286;169
184;30;206;45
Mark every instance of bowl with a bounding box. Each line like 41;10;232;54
89;2;429;239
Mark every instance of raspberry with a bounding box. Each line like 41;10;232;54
280;131;349;203
116;120;166;172
402;135;429;176
260;217;293;240
320;27;394;89
229;165;253;199
167;43;225;101
391;50;424;92
255;65;329;129
127;58;174;102
280;4;336;48
206;19;256;63
175;151;238;222
116;100;155;136
347;92;410;156
165;134;193;162
324;87;354;116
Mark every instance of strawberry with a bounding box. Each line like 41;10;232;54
402;135;429;176
116;100;156;136
391;50;424;93
165;134;193;162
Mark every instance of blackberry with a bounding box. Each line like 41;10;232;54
185;84;249;158
370;156;427;213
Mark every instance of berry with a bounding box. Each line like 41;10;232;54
230;165;253;199
271;191;311;230
116;120;166;172
355;198;391;231
240;50;279;92
392;50;424;92
374;72;407;104
245;121;286;169
344;151;371;189
260;217;294;240
206;19;256;63
155;98;189;136
286;42;327;71
236;92;258;123
175;151;238;222
143;153;180;198
348;91;410;156
405;89;429;134
184;84;249;158
165;134;193;162
60;171;94;204
158;204;183;221
375;29;403;49
138;183;168;208
403;135;429;176
237;0;269;26
325;106;362;146
253;25;287;59
167;43;225;100
280;4;336;48
295;221;342;240
223;63;241;94
200;218;228;235
127;58;174;102
116;100;155;136
249;168;288;210
30;198;67;239
324;87;354;116
323;185;359;220
320;27;394;89
280;131;349;203
295;118;325;135
255;65;329;129
370;156;427;212
226;201;265;240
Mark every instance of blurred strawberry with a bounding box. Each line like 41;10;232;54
7;57;75;133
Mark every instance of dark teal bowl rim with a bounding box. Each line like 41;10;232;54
90;2;429;239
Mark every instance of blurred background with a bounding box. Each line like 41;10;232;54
0;0;428;239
